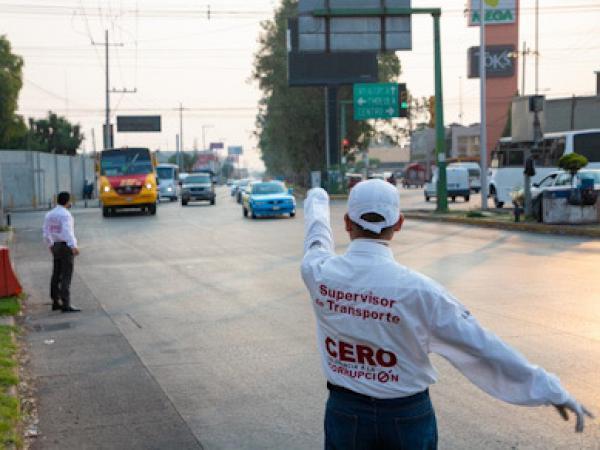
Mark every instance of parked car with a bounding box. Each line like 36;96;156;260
181;173;216;206
448;162;481;193
242;181;296;219
527;169;600;221
424;166;470;202
531;169;600;200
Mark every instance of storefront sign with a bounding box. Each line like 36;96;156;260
469;0;516;26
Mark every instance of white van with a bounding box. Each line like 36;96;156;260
156;163;180;201
448;162;481;192
424;166;471;202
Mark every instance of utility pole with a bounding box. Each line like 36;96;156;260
458;76;463;125
201;125;213;152
535;0;539;95
522;41;527;95
176;134;181;171
93;30;136;150
479;0;488;210
179;103;184;153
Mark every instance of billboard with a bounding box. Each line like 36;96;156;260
468;45;516;78
469;0;516;26
297;0;412;52
228;146;243;155
116;115;161;132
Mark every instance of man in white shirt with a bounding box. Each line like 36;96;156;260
43;191;80;313
301;179;592;449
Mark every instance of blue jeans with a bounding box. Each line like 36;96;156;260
324;387;437;450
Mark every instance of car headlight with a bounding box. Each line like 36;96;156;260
146;183;153;189
103;186;111;192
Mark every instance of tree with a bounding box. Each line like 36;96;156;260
252;0;401;182
221;162;235;179
0;35;26;149
558;153;588;177
167;152;196;171
27;112;83;155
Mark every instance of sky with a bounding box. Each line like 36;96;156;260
3;0;600;171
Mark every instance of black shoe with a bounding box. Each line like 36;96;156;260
52;302;62;311
62;306;81;313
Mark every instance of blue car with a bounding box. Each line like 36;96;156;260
243;181;296;219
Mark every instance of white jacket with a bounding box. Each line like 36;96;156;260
301;188;571;404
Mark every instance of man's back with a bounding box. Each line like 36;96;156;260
302;239;439;399
300;183;590;449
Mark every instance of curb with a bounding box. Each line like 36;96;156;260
403;212;600;238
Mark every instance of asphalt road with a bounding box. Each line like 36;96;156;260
11;187;600;449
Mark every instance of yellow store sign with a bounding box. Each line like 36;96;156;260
469;0;516;26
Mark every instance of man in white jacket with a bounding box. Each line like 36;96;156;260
301;179;592;450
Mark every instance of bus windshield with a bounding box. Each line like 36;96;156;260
101;149;153;176
574;132;600;163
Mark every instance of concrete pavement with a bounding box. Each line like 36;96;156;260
10;187;600;449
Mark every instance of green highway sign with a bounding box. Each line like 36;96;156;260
353;83;407;120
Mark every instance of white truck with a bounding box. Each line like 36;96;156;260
424;166;471;203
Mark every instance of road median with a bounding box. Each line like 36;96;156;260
403;209;600;238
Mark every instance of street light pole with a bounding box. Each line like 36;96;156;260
433;12;447;212
479;0;488;210
104;30;110;149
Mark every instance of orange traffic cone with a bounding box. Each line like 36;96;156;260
0;247;22;297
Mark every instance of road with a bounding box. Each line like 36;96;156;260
11;187;600;449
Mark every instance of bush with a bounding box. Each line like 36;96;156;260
558;153;588;176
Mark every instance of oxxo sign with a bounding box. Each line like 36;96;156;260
469;0;516;26
468;45;516;78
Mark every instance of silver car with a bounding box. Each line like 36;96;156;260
181;174;216;206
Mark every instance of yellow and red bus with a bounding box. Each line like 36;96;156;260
98;147;158;216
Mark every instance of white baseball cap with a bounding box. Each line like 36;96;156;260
347;179;401;234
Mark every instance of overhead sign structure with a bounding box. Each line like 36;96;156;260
228;146;243;155
353;83;408;120
287;18;378;86
297;0;412;52
116;115;161;132
468;45;516;78
468;0;516;26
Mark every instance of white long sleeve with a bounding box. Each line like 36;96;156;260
303;188;334;257
428;291;571;406
42;206;78;249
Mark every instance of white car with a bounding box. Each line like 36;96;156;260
531;169;600;200
425;166;471;203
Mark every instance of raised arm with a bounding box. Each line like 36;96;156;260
429;292;592;431
303;188;334;257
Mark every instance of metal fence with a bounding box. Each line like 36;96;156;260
0;150;95;211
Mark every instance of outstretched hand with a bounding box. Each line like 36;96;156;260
554;399;595;432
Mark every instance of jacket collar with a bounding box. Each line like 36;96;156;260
346;239;394;259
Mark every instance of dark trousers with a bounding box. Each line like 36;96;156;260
50;242;74;308
325;385;437;450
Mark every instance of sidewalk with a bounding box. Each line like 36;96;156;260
403;209;600;238
12;230;202;449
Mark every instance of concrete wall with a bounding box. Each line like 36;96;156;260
0;150;95;210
